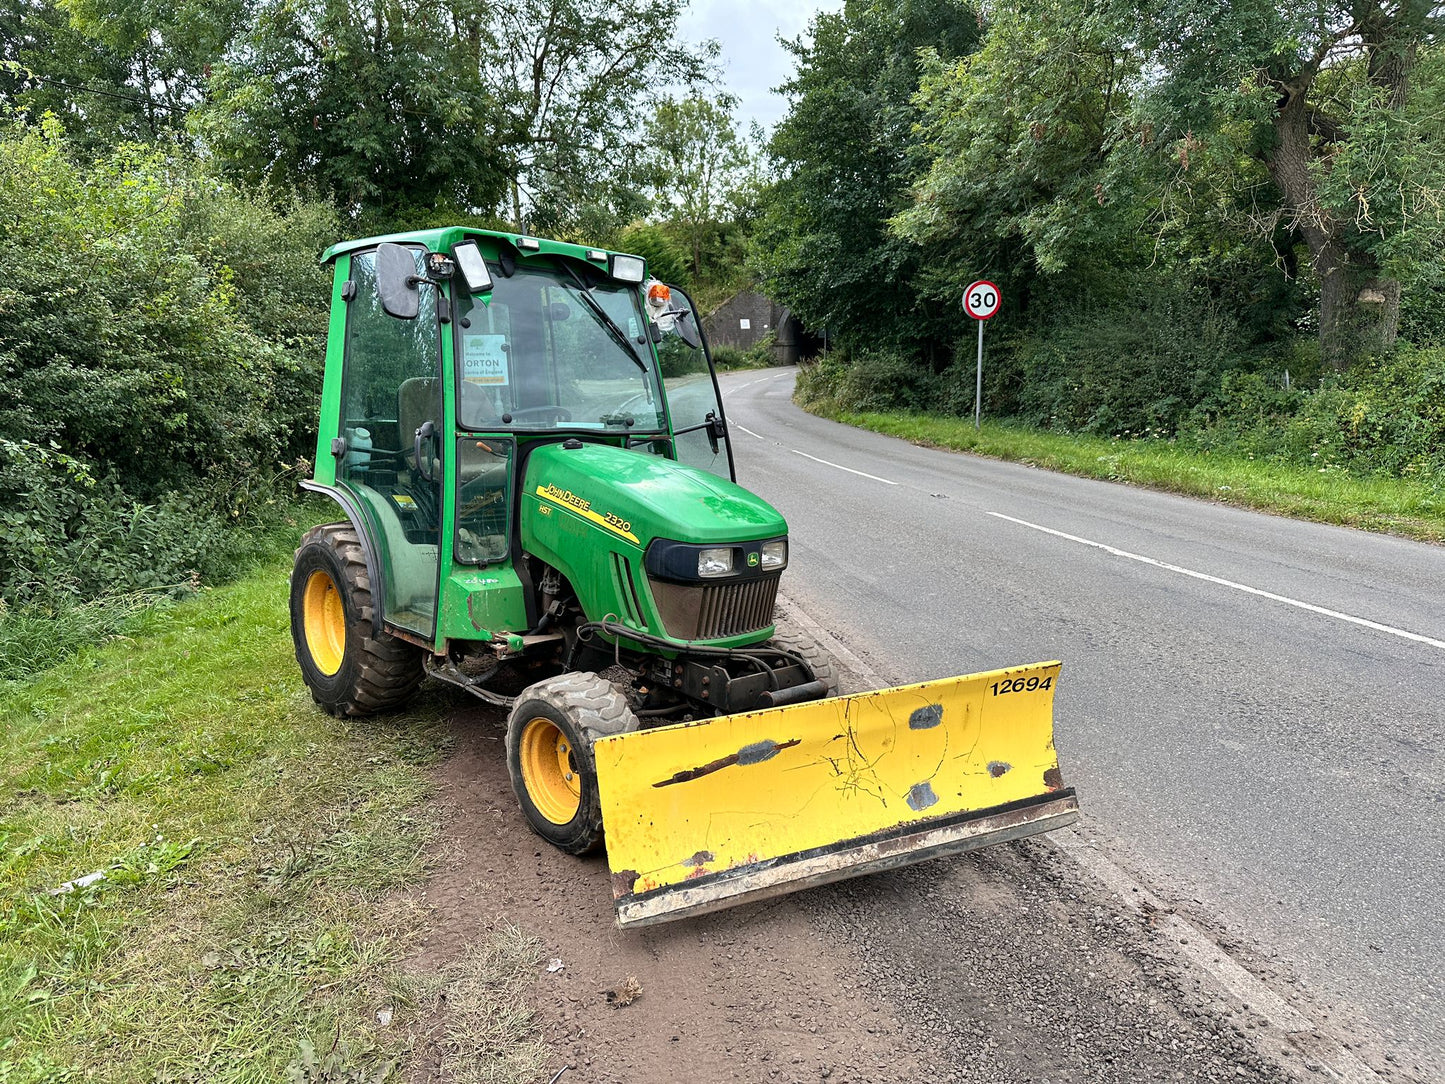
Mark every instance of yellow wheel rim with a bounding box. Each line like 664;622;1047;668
519;717;581;825
302;570;346;676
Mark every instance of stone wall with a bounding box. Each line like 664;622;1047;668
704;291;813;365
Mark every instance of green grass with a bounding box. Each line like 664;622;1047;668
809;407;1445;543
0;557;538;1083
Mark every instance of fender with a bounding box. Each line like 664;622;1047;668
299;480;388;638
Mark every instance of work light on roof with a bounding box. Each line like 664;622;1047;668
611;254;645;283
451;241;491;294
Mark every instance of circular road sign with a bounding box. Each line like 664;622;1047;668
963;280;1002;320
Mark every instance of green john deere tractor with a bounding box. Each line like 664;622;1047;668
291;227;1077;927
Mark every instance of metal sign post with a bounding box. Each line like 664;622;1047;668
962;280;1001;430
975;319;985;430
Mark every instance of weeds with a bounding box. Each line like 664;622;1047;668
0;496;325;682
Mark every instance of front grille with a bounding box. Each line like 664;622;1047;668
650;573;781;641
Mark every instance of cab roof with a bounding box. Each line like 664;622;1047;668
320;226;627;267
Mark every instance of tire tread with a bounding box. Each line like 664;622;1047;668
291;522;423;717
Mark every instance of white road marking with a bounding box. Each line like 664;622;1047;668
791;449;899;485
986;511;1445;653
734;423;765;440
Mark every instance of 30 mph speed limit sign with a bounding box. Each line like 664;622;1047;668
963;280;1002;320
964;280;1000;430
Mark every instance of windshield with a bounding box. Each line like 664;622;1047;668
454;259;666;433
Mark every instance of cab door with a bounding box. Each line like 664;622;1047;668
334;246;443;640
657;285;735;481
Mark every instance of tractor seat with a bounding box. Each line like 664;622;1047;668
396;377;508;486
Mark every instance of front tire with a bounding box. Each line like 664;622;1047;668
505;673;639;855
289;522;424;717
767;613;845;696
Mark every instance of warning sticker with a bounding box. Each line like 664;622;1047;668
463;334;508;385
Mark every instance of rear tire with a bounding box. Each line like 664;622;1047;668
289;522;424;717
506;673;639;855
767;613;845;696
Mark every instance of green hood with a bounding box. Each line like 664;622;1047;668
522;442;787;549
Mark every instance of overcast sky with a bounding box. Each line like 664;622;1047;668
676;0;846;134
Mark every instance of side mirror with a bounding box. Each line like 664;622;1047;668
674;310;702;350
376;243;420;320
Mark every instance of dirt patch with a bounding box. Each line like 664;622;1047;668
407;696;929;1084
400;689;1348;1084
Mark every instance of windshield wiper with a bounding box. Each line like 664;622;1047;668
559;263;649;372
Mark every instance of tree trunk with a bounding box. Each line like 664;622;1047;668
1317;252;1401;365
139;52;158;137
1266;89;1400;370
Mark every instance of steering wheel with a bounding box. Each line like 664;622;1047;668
503;404;573;426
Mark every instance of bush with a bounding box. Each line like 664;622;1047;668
793;279;1443;486
711;335;779;371
710;344;747;369
1142;345;1445;481
0;116;335;672
994;282;1254;436
795;349;940;413
0;116;334;506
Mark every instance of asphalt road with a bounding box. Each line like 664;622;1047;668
716;367;1445;1072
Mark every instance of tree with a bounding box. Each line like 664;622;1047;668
0;0;237;147
192;0;708;231
643;92;752;279
482;0;711;234
894;1;1145;284
617;222;691;286
1;0;243;145
1134;0;1445;368
754;0;982;363
191;1;504;227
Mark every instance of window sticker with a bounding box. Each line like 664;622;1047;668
463;334;509;385
627;316;639;339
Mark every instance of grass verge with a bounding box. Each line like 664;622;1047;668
0;505;319;684
0;557;539;1083
806;406;1445;543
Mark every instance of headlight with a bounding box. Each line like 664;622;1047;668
698;547;734;577
760;540;787;569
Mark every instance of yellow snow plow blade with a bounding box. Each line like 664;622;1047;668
595;660;1077;928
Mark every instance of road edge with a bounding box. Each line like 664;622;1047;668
777;589;1399;1084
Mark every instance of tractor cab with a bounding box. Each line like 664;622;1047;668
304;228;738;658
